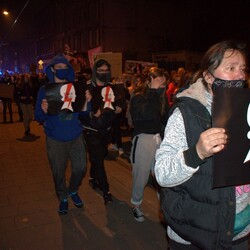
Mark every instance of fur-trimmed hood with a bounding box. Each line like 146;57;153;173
176;78;210;107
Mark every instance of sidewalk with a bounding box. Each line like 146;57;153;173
0;105;168;250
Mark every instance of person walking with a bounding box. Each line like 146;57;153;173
155;40;250;249
17;74;34;136
13;74;24;122
0;71;13;123
35;54;91;215
81;59;122;205
129;67;169;222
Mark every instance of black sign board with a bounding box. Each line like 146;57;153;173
212;88;250;187
45;82;86;115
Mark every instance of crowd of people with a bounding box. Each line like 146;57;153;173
0;39;250;249
0;70;47;134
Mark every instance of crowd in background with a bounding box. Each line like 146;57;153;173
0;70;47;134
1;63;249;142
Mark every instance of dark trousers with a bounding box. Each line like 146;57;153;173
46;135;87;201
15;99;23;120
111;114;122;148
2;98;13;121
84;130;110;194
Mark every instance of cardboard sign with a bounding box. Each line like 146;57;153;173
212;88;250;187
124;60;158;74
88;46;103;69
0;84;14;99
45;82;86;115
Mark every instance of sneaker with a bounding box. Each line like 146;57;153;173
69;192;84;208
118;148;124;156
89;178;100;190
103;192;113;205
133;207;145;222
58;199;68;215
108;143;118;151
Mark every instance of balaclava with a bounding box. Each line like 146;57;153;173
45;54;75;83
92;59;111;84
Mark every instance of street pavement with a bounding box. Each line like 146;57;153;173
0;105;168;250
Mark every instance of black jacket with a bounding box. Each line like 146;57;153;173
130;87;169;138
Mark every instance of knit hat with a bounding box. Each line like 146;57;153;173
45;54;75;82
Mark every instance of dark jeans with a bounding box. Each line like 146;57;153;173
111;114;122;148
15;99;23;120
2;98;13;121
84;130;111;194
46;134;87;201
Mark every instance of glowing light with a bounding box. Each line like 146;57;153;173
3;11;9;16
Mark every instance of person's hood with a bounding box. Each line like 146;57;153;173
45;54;75;83
176;78;209;107
92;59;111;84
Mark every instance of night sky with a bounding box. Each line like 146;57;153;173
0;0;48;41
1;0;250;53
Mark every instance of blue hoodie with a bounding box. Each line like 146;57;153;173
34;54;90;141
35;85;90;141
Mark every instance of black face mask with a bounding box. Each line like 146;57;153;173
155;87;165;95
211;76;247;92
96;72;111;83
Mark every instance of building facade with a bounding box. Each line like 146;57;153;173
18;0;196;73
2;0;201;73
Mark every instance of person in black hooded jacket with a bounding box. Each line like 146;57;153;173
81;59;123;205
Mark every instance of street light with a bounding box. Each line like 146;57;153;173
0;9;11;73
3;11;9;16
0;9;10;47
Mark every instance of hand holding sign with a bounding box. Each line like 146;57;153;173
196;128;227;160
41;99;48;114
45;82;86;114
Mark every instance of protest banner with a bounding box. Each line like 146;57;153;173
212;88;250;187
0;84;14;99
45;82;86;115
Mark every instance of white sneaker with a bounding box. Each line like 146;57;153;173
133;207;145;222
108;143;118;151
118;148;124;156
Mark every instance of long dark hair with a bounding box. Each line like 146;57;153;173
192;40;247;88
134;66;169;116
134;67;167;93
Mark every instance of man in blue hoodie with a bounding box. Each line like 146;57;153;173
35;54;91;215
